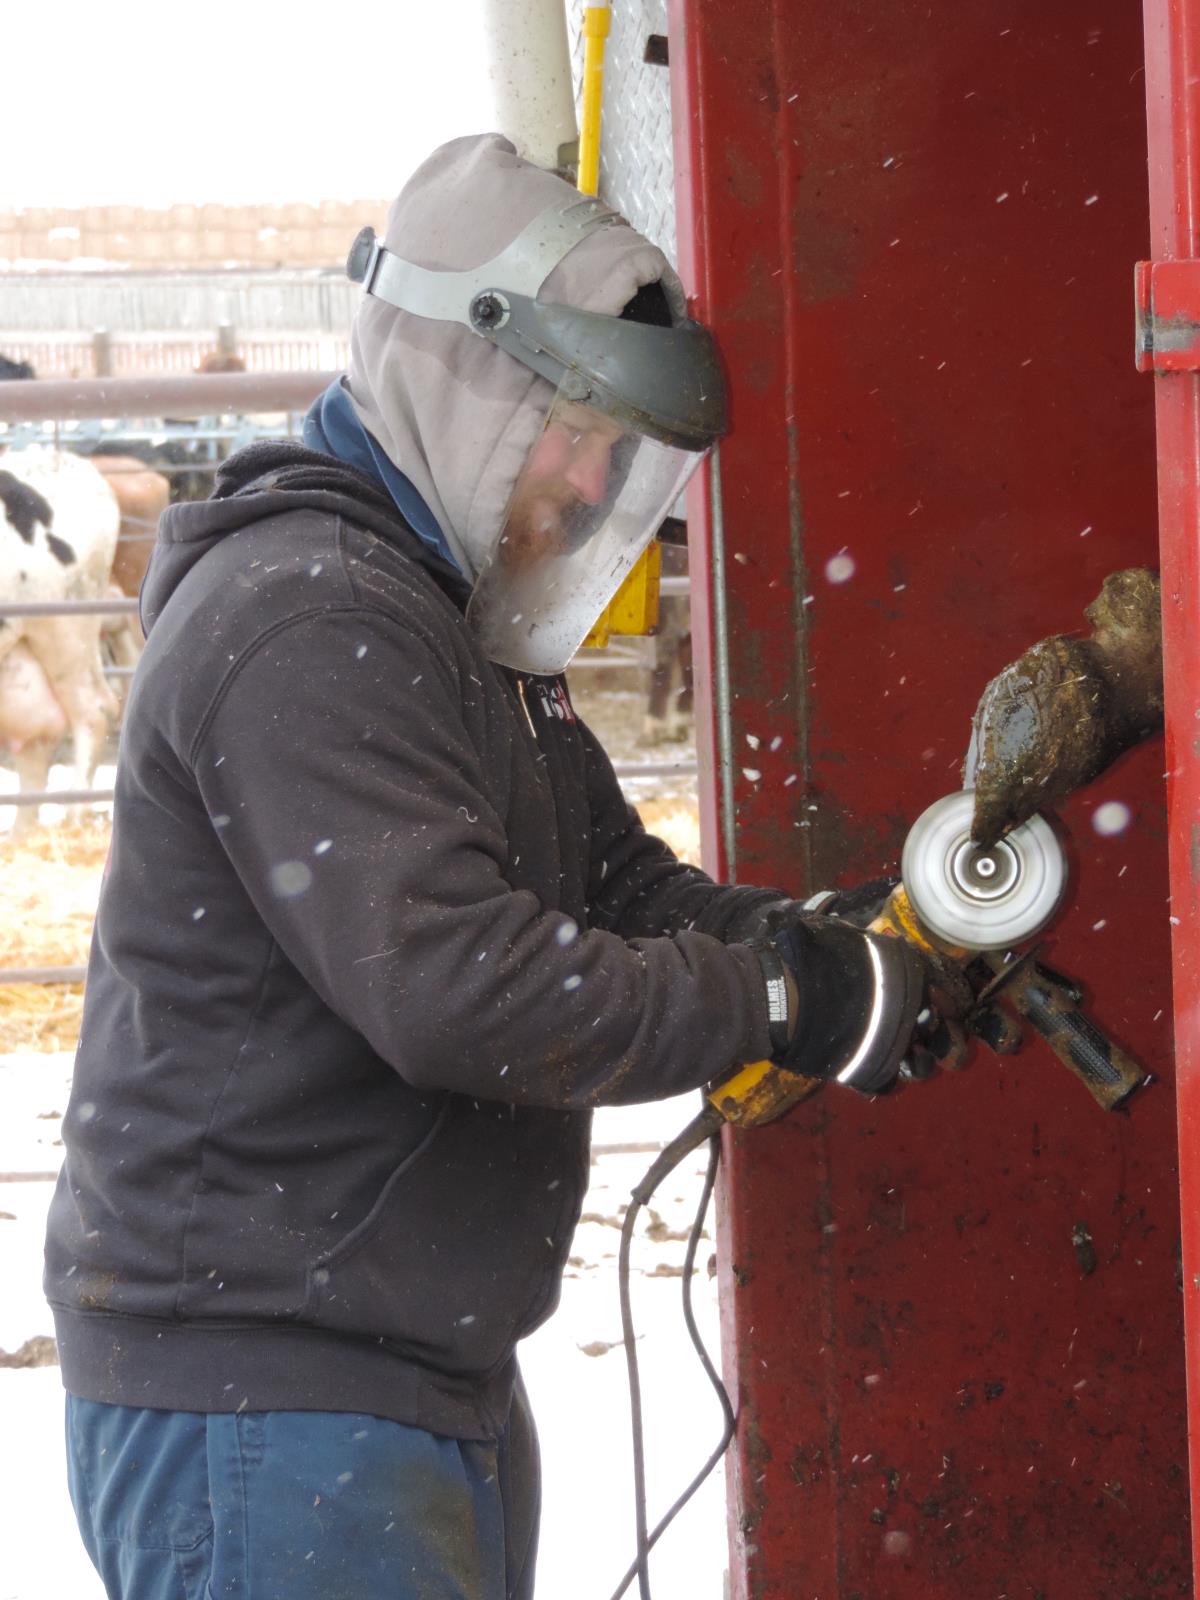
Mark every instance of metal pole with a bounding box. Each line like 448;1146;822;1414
0;966;86;985
3;788;114;806
92;328;113;379
1143;0;1200;1566
0;599;138;617
478;0;579;171
0;371;336;423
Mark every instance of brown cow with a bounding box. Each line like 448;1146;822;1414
196;351;247;374
90;455;170;601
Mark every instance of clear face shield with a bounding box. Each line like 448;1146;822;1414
346;196;727;673
466;386;702;674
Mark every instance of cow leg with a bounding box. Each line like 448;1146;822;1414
643;590;695;745
51;674;116;822
0;626;35;833
106;618;143;670
667;630;695;742
8;740;54;838
25;621;118;825
643;641;676;744
101;585;144;714
643;592;681;745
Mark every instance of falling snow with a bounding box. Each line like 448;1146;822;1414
269;861;314;898
825;551;856;584
1092;801;1132;837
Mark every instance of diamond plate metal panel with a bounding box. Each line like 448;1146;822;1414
566;0;676;262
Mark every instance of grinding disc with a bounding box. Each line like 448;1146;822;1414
901;790;1067;952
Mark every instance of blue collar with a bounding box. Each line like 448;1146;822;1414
303;381;461;573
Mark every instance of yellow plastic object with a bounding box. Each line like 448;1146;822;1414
578;5;612;198
575;1;662;649
582;541;662;649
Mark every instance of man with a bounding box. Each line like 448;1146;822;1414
46;135;935;1600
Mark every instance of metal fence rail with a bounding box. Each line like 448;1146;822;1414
0;333;352;382
0;598;138;617
0;370;335;422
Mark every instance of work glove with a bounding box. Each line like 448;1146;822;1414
751;909;928;1095
804;882;977;1069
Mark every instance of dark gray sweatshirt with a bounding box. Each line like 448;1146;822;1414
44;442;779;1440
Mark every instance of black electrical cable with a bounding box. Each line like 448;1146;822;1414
605;1103;734;1600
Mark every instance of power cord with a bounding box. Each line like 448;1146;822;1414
605;1102;734;1600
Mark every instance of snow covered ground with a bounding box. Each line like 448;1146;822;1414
0;1051;728;1600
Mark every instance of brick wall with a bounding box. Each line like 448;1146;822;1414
0;199;390;270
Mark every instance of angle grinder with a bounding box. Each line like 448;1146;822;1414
709;789;1148;1127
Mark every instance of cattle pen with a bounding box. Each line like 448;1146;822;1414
0;369;698;1019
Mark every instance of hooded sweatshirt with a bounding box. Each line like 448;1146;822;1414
44;140;782;1440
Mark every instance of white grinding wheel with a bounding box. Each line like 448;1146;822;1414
901;790;1067;952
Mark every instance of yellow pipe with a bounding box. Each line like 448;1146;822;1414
577;4;611;197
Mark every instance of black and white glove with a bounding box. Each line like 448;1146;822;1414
751;908;928;1096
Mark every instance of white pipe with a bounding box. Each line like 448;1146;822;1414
480;0;578;171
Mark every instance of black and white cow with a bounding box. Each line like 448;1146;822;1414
0;450;121;832
0;354;36;382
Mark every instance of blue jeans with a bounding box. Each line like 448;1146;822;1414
65;1384;540;1600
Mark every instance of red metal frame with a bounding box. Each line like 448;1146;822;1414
1135;258;1200;371
672;1;1189;1594
1143;0;1200;1569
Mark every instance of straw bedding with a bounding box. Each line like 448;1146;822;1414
0;819;109;1052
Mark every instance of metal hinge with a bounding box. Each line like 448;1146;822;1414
1134;259;1200;372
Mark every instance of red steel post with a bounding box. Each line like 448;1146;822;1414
673;1;1188;1594
1143;0;1200;1572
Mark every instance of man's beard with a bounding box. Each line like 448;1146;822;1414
498;493;597;572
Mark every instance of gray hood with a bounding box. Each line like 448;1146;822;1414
345;132;685;581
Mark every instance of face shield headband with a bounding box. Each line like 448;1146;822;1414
345;200;729;452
